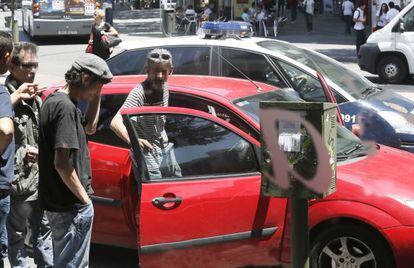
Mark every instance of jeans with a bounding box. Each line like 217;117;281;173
7;200;53;268
0;193;10;262
304;12;313;32
344;15;352;33
46;202;94;268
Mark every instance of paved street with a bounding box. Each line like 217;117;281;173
0;6;413;268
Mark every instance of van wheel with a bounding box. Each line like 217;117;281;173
378;55;408;84
310;224;394;268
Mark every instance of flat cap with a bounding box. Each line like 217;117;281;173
72;53;113;83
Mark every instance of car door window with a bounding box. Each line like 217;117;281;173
276;60;326;102
169;93;260;140
403;6;414;31
107;49;150;75
220;48;286;88
166;46;210;75
128;113;259;181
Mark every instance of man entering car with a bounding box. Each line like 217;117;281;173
110;48;182;179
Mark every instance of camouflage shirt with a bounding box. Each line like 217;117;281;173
6;76;42;201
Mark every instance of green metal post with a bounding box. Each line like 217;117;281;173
291;197;310;268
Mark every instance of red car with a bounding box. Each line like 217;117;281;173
46;75;414;267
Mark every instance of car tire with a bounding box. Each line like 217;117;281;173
310;224;394;268
378;55;408;84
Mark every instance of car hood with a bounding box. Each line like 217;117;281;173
333;146;414;224
364;89;414;115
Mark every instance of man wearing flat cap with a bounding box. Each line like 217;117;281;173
38;53;113;267
111;48;181;179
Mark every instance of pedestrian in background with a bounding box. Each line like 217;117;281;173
89;9;118;60
278;0;285;16
0;31;14;268
342;0;354;34
376;3;388;30
303;0;314;33
5;42;53;268
38;54;113;267
241;7;250;22
288;0;298;24
353;0;366;54
386;2;399;24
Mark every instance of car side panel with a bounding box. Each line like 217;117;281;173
139;176;288;267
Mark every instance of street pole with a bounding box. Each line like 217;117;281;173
11;0;19;42
291;196;310;268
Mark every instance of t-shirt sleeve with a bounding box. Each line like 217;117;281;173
54;104;80;150
121;86;145;109
0;89;13;120
353;10;359;20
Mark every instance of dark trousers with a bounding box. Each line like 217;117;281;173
291;7;297;21
304;12;313;32
355;29;367;54
344;15;352;33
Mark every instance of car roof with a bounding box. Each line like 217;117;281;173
120;35;273;52
103;75;276;101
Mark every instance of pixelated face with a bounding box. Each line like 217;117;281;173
147;62;173;85
81;74;103;102
10;50;38;83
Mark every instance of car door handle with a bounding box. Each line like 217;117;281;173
152;196;182;210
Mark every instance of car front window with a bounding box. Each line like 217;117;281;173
233;90;368;159
258;40;375;99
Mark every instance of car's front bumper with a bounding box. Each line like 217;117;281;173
381;226;414;268
358;43;381;74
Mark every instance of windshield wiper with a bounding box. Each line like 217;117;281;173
342;143;363;155
361;86;381;98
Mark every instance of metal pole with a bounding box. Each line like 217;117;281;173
290;197;310;268
11;0;19;42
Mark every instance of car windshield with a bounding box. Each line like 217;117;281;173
233;90;368;159
257;40;375;99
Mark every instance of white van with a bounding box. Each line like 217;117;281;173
359;0;414;83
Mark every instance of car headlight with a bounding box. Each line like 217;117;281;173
378;111;414;135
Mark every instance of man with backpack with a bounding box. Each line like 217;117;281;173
353;0;366;54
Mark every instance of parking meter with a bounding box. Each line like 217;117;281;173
260;101;337;198
259;101;337;268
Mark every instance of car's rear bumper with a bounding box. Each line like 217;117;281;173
381;226;414;268
32;18;92;36
358;43;380;74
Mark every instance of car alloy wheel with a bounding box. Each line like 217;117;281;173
318;236;375;267
310;224;394;268
383;63;398;78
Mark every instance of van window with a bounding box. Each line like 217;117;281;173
403;6;414;31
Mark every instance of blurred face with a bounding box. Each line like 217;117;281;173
80;74;103;101
10;50;38;83
93;11;103;23
382;4;387;10
147;63;172;89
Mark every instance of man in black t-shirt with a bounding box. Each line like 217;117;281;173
38;54;112;267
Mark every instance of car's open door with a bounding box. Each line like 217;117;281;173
122;106;288;267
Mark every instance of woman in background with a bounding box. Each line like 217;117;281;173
376;3;389;30
89;9;118;60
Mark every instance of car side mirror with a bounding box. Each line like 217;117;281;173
399;20;405;33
